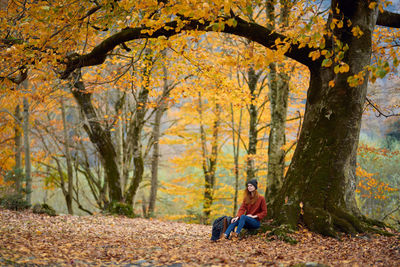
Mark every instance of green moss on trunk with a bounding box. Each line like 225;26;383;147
269;0;391;238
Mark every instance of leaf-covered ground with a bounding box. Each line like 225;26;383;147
0;209;399;266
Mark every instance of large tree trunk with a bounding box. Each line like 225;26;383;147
272;0;378;236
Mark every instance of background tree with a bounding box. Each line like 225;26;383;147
264;0;290;208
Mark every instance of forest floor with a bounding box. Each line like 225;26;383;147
0;209;399;267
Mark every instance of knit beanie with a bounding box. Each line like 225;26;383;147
247;179;258;189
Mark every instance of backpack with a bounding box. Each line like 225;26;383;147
210;216;232;241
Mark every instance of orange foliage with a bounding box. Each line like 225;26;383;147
356;143;399;200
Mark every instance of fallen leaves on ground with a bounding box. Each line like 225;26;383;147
0;209;399;266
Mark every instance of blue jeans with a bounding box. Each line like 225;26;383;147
224;215;260;237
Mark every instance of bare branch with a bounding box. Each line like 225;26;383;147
366;98;400;118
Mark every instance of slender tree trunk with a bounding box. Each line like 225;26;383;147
117;113;125;197
231;104;243;216
207;103;220;218
198;93;209;220
125;50;153;205
265;0;290;209
76;134;108;210
198;93;221;222
266;65;289;209
125;125;144;205
71;71;122;204
272;0;379;236
60;97;74;214
14;104;22;193
142;193;148;217
23;96;31;205
148;58;169;217
148;107;162;217
246;66;259;180
113;91;126;198
124;108;147;206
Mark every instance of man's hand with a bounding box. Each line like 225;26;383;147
231;217;239;223
247;214;258;219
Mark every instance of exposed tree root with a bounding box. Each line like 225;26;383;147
303;207;394;238
259;222;298;244
303;207;338;238
332;208;363;235
263;205;395;243
360;215;396;232
269;224;298;244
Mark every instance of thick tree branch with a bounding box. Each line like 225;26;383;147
377;10;400;28
61;16;315;79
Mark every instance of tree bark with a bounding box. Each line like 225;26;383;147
266;63;289;209
14;104;22;193
272;0;380;236
76;136;107;209
113;90;126;198
148;54;169;217
71;71;122;204
125;50;153;205
265;0;290;210
230;104;243;217
198;93;221;222
23;96;31;206
60;97;74;214
125;123;144;205
246;66;259;180
148;104;163;217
